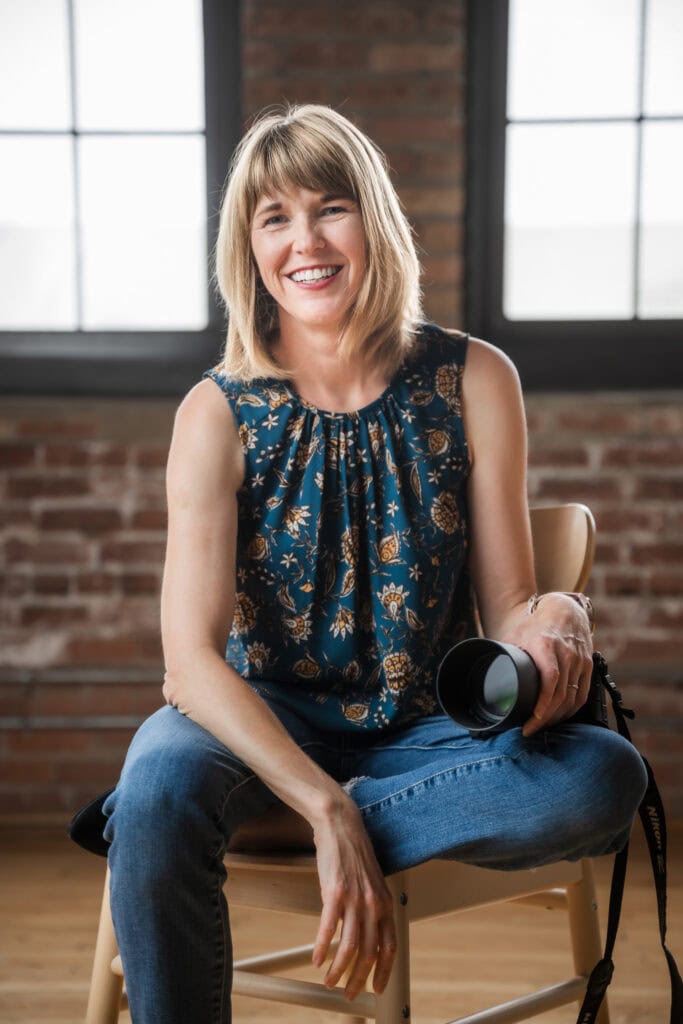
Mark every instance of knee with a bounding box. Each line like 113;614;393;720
103;707;240;865
568;727;648;853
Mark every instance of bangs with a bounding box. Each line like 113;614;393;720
240;120;359;221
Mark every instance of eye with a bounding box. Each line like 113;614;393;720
320;205;348;216
263;213;287;226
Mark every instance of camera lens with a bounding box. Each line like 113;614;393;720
436;638;540;736
467;653;519;726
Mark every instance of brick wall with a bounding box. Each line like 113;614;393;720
1;0;681;819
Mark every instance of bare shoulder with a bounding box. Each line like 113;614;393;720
464;336;521;394
168;378;245;497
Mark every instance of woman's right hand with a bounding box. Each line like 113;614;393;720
311;797;397;1002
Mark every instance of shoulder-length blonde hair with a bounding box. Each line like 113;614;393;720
214;104;422;382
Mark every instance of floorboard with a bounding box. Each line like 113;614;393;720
0;822;680;1023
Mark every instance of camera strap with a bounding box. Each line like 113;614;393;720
576;653;683;1024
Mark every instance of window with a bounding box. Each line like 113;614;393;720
466;0;683;389
0;0;240;396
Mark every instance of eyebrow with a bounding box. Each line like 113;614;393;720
255;193;352;216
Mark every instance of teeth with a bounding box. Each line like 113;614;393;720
290;266;340;283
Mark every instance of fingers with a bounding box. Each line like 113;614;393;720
316;885;396;1000
522;638;593;736
312;894;342;969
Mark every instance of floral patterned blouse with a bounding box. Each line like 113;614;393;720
202;322;476;733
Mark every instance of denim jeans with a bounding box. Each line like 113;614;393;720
103;696;647;1024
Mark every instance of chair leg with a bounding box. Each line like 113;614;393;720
567;859;610;1024
375;872;411;1024
85;866;123;1024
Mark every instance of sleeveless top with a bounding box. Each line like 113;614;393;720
202;321;476;734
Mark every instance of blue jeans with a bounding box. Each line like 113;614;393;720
103;697;647;1024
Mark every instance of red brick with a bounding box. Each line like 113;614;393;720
594;542;620;564
100;540;165;563
34;574;71;595
555;411;636;434
7;475;90;499
370;115;464;145
244;2;420;38
136;448;168;469
0;760;54;784
15;418;96;438
56;760;124;785
414;220;464;253
0;684;30;715
74;571;119;594
647;606;683;630
528;448;589;468
604;572;645;596
130;508;167;530
0;443;36;467
634;477;683;501
43;444;90;467
19;604;90;627
601;443;683;467
4;538;90;564
620;638;683;665
632;543;683;566
400;185;464;217
8;730;91;754
422;252;463;285
63;635;160;664
650;573;683;596
38;507;122;533
121;573;161;595
535;478;623;501
596;508;666;533
370;42;462;72
0;572;32;597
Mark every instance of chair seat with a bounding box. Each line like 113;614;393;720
227;803;315;853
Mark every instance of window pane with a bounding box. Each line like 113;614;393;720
0;137;76;328
504;123;637;320
644;0;683;115
507;0;640;119
0;0;71;129
79;136;207;329
639;122;683;317
74;0;204;131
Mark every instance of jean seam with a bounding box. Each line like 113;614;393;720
355;746;535;812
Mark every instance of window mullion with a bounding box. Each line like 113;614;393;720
66;0;84;329
633;0;649;320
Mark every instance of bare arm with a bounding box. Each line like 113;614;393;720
462;339;593;735
160;378;395;998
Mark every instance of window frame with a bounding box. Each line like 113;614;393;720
465;0;682;391
0;0;240;397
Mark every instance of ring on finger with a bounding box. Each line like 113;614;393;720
567;682;580;690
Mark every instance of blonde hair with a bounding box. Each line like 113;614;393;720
214;104;422;382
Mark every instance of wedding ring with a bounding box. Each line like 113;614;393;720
568;683;580;690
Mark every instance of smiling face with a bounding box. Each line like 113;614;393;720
250;185;367;338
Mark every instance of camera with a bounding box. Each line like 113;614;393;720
435;638;608;737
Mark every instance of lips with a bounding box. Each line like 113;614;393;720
287;265;342;284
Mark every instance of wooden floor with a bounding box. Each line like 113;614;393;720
0;822;680;1024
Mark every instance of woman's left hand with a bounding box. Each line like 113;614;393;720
502;593;594;737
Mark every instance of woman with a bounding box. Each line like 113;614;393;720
103;105;647;1023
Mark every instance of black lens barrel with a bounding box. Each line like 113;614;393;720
436;639;540;736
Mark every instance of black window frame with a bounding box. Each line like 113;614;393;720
0;0;240;397
465;0;682;391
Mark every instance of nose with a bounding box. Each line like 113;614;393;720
293;213;325;253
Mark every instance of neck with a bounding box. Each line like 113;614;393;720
272;318;386;413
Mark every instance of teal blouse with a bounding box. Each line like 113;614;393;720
203;322;476;733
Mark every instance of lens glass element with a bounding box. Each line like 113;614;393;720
481;654;518;718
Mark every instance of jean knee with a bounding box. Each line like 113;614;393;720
103;707;246;870
567;727;648;851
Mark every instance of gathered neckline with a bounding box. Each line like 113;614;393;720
281;378;397;419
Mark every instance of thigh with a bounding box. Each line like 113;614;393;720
105;695;334;843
